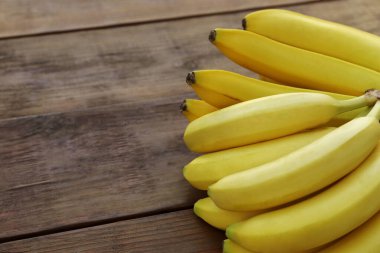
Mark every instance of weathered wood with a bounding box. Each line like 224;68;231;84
0;9;254;120
0;0;315;39
0;98;206;240
0;209;225;253
0;0;379;120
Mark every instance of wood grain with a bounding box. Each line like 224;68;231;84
0;209;225;253
0;7;257;120
0;98;206;240
0;0;379;120
0;0;315;39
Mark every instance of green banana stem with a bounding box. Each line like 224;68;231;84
336;90;379;114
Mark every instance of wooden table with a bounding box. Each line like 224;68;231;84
0;0;379;251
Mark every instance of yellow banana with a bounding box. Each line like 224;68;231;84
195;192;330;234
188;69;364;124
195;191;328;231
180;99;218;122
194;195;323;232
243;9;380;73
188;70;352;101
184;127;334;190
194;197;260;230
184;92;376;153
226;140;380;253
320;211;380;253
189;77;239;108
209;28;380;95
223;239;254;253
209;100;380;211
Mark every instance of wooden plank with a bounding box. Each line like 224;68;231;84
0;0;315;39
0;98;205;240
0;209;225;253
0;0;379;120
0;6;257;120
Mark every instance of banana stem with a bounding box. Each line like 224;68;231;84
367;100;380;120
336;91;378;114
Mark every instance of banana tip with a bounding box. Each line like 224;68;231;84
242;18;247;30
180;100;187;112
209;30;216;42
186;72;196;85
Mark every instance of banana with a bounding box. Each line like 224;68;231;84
184;127;334;190
180;99;218;122
188;70;352;101
224;239;254;253
195;194;329;233
226;140;380;253
194;197;260;230
189;77;239;108
209;100;380;211
209;28;380;95
243;9;380;73
184;91;376;153
188;69;364;124
320;211;380;253
181;110;198;122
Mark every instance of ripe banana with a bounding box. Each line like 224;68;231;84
223;239;253;253
209;28;380;95
226;140;380;253
320;211;380;253
189;77;239;108
184;127;334;190
187;69;364;124
187;70;352;101
184;91;376;153
180;99;218;121
243;9;380;73
195;192;329;234
196;190;328;231
194;197;260;230
209;100;380;211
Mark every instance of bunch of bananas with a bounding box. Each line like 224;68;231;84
180;9;380;253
